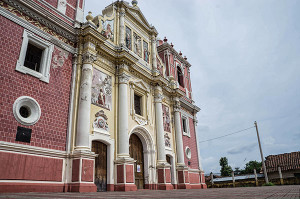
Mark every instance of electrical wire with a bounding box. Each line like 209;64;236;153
198;126;255;143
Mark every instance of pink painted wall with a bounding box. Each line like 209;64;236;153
0;152;63;181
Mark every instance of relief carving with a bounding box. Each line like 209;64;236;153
93;110;109;131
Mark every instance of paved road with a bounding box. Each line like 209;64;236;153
0;185;299;199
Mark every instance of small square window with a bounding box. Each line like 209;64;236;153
134;94;142;116
16;30;54;83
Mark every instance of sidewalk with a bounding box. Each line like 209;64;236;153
0;185;299;199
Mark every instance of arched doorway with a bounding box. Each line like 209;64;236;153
129;134;144;189
92;141;107;192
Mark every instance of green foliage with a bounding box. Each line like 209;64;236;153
234;167;241;175
240;160;262;174
219;157;233;176
263;182;275;186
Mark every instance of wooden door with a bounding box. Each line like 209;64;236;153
129;134;144;189
92;141;107;192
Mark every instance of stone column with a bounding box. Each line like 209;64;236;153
117;71;130;157
154;85;173;190
173;98;185;166
72;51;97;192
75;52;96;151
119;8;125;46
115;64;137;192
193;116;207;189
173;97;190;189
154;86;166;163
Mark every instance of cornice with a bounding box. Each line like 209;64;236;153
180;97;201;113
157;43;191;68
4;0;76;42
0;141;67;158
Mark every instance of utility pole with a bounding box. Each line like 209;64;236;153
254;121;269;184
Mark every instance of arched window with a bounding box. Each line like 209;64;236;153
177;66;184;87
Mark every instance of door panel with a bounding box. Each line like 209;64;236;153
92;141;107;192
129;134;144;189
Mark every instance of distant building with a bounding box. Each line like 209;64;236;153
265;151;300;180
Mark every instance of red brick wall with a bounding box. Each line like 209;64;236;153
0;16;73;151
181;114;200;170
0;151;63;181
66;5;76;20
31;0;74;25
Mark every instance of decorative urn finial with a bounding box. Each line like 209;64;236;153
86;11;93;22
163;37;168;43
179;51;182;56
171;43;174;47
132;0;138;6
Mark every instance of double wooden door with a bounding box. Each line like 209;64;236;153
129;134;144;189
92;141;107;192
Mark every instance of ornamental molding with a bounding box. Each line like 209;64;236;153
2;0;76;42
134;116;148;126
0;141;67;158
0;4;75;53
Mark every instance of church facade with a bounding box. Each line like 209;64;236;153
0;0;206;192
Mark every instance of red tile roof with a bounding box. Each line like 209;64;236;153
265;151;300;173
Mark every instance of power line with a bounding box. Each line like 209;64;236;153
199;126;255;143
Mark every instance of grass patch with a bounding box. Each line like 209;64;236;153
263;182;275;186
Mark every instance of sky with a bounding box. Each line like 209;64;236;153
85;0;300;174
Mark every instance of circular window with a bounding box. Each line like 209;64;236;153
185;147;192;160
13;96;41;126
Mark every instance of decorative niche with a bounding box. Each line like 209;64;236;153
129;79;150;126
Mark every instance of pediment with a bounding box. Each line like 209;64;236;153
130;79;150;92
126;7;152;30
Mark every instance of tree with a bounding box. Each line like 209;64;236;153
242;160;262;174
219;157;233;176
234;167;241;175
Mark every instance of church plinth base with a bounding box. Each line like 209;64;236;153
114;184;137;191
114;157;137;191
177;184;191;189
68;183;97;192
145;184;157;190
158;183;174;190
201;183;207;189
157;165;173;190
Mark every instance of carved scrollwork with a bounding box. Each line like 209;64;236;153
82;52;97;64
154;94;163;103
120;8;126;17
118;73;130;84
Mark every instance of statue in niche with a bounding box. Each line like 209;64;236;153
93;110;109;131
162;104;171;132
91;68;112;110
133;32;142;57
165;133;171;148
143;41;149;63
125;26;132;50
